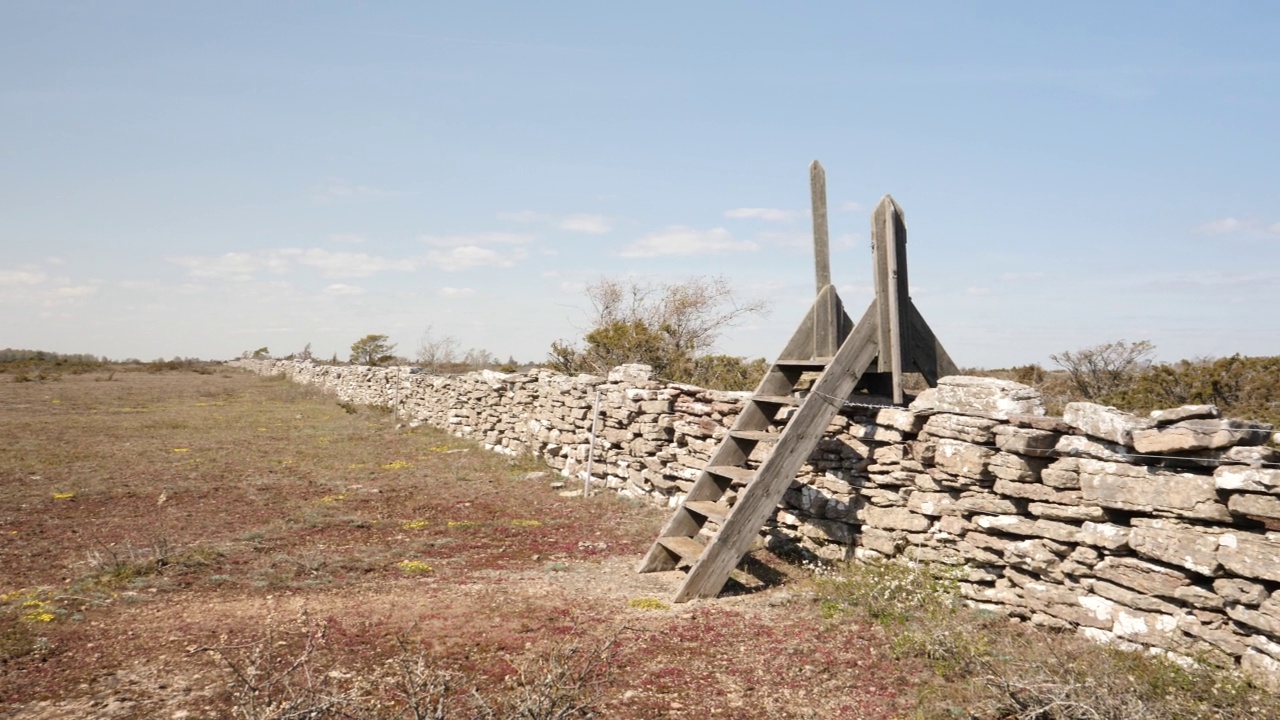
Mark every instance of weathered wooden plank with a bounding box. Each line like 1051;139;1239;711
707;465;756;483
684;500;731;523
811;160;831;294
751;394;801;406
729;430;781;442
657;536;705;563
905;299;960;384
774;358;831;369
673;302;880;602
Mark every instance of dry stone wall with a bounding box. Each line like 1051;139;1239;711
232;359;1280;687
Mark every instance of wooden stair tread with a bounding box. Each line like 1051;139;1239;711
730;430;781;442
656;536;705;561
751;394;801;406
684;500;732;523
706;465;755;483
775;357;832;368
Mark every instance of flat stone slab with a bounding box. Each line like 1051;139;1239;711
1133;418;1274;454
909;376;1044;420
1063;402;1155;446
1149;404;1220;426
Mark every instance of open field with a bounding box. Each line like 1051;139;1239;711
0;368;918;719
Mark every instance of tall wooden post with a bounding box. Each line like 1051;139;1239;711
872;195;911;404
810;160;836;358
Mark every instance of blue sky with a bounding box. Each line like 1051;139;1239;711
2;2;1277;368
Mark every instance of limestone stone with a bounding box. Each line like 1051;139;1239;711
906;491;962;517
1226;604;1280;638
1241;650;1280;692
1054;435;1132;463
1004;538;1066;576
1078;522;1130;550
908;376;1044;420
1228;493;1280;520
993;478;1079;504
1213;578;1268;606
1217;531;1280;583
1127;519;1223;577
857;527;904;555
956;493;1024;516
992;425;1061;457
859;506;931;532
974;514;1080;543
1078;459;1231;521
1149;405;1220;426
1173;584;1225;610
964;531;1010;553
921;413;1000;444
1219;445;1279;466
1215;465;1280;494
1132;418;1274;454
874;407;926;434
1093;557;1191;597
987;452;1050;483
1040;458;1082;489
1027;502;1107;522
798;518;855;545
933;438;993;480
1007;413;1073;433
1063;402;1156;446
1091;579;1181;614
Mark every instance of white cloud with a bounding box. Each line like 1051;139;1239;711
838;201;864;213
169;248;416;280
424;245;527;271
420;232;533;248
1270;222;1280;236
328;234;366;244
500;211;612;234
1193;217;1245;236
437;287;476;298
48;285;97;299
558;281;586;294
724;207;803;222
498;210;550;223
0;270;47;286
324;283;365;296
1000;272;1046;282
294;249;416;278
558;214;611;234
168;251;288;281
619;227;756;258
312;178;402;203
965;286;993;297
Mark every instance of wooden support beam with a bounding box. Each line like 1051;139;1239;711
811;160;836;358
872;195;912;404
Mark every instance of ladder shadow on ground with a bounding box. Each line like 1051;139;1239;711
717;552;791;598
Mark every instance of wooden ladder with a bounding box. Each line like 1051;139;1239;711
636;162;958;602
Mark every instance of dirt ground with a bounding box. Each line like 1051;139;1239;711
0;368;921;719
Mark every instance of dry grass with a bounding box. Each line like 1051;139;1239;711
0;367;918;719
812;559;1280;720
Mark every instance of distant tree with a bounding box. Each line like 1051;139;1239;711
1049;340;1155;402
549;276;770;388
297;342;313;362
415;327;460;371
349;334;397;366
250;347;270;359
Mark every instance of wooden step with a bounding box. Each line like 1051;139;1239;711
684;500;732;523
729;430;781;442
775;357;832;368
656;536;705;562
706;465;755;483
752;394;801;406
